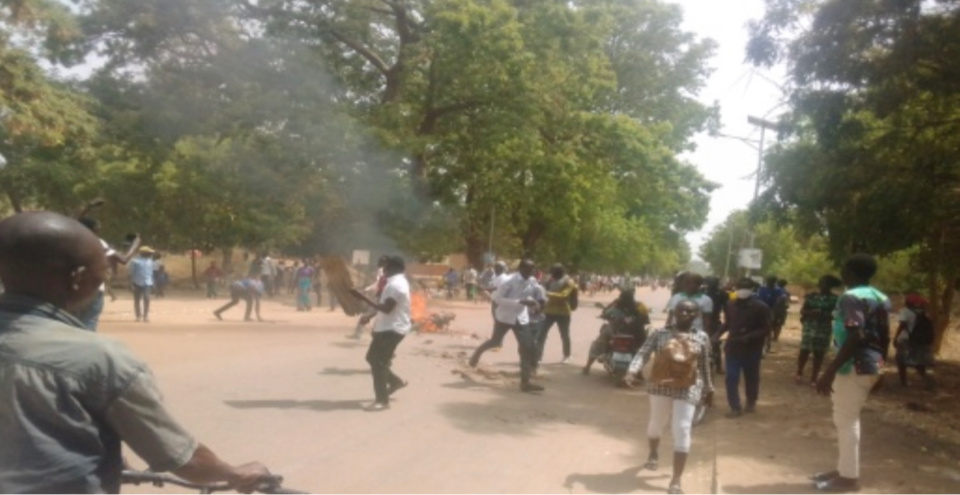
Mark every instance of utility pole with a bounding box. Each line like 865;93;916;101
744;115;780;277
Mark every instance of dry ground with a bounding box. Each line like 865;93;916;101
101;287;960;494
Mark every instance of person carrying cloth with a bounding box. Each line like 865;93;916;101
623;300;713;495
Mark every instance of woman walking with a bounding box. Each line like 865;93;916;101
624;299;714;495
296;261;315;311
796;275;842;385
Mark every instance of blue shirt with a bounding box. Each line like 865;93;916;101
757;286;785;309
129;257;155;287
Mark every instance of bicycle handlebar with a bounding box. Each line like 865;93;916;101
121;470;305;494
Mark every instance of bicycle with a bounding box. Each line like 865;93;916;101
121;470;306;494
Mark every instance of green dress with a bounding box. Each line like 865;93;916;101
800;292;837;353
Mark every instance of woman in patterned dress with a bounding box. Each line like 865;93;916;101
796;275;842;385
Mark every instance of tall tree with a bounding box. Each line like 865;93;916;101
747;0;960;351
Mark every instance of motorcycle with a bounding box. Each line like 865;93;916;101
593;302;647;383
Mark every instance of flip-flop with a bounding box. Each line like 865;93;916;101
810;471;839;483
667;483;684;494
642;460;658;471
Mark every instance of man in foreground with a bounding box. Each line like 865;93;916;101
0;212;269;493
813;254;889;493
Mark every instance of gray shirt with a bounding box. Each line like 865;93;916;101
0;294;197;493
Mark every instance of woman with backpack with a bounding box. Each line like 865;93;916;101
624;299;714;495
894;294;936;389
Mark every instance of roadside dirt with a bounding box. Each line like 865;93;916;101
101;288;960;494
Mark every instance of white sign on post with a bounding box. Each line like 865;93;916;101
352;250;371;266
738;248;763;270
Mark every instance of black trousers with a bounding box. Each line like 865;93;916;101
474;321;538;383
537;314;572;360
366;331;406;404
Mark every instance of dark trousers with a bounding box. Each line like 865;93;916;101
133;284;151;319
474;321;538;383
537;314;572;360
215;288;253;320
366;331;406;404
725;350;763;411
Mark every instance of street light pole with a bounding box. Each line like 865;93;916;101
745;115;780;277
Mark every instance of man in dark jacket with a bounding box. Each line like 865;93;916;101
716;277;772;418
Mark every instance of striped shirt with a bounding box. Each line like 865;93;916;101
628;327;714;405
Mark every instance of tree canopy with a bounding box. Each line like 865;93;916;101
0;0;717;276
747;0;960;350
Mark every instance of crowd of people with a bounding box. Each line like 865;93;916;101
0;210;943;494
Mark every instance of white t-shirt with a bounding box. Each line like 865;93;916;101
98;238;117;292
374;274;412;335
464;268;478;284
667;292;714;332
493;273;542;325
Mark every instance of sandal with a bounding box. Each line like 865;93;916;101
810;471;839;483
795;375;805;385
667;483;684;494
642;459;659;471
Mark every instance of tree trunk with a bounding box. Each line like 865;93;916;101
221;247;234;281
190;249;200;289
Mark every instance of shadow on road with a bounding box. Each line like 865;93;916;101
318;367;369;376
331;341;367;349
224;399;367;412
563;465;669;494
722;482;817;494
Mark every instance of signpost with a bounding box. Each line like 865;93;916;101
738;248;763;270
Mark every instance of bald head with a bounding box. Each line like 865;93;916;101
0;212;108;313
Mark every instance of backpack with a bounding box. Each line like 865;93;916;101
909;311;935;346
649;332;700;390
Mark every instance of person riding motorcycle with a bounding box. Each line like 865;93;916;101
582;288;650;375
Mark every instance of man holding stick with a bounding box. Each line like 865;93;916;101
350;256;411;411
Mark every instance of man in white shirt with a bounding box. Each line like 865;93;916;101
468;260;544;393
350;256;411;410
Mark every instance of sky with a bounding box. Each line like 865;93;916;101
667;0;787;258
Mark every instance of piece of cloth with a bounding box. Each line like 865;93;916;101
833;286;890;375
373;274;412;335
366;330;406;404
832;373;879;479
129;256;155;287
133;284;151;319
628;328;713;405
723;297;772;358
666;292;713;333
543;276;577;316
0;294;197;494
647;394;697;453
492;273;542;325
97;238;117;293
725;349;762;412
801;292;838;353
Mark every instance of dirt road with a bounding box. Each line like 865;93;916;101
103;288;960;494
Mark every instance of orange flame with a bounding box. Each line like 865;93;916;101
411;291;440;332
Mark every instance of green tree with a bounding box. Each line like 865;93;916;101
748;0;960;351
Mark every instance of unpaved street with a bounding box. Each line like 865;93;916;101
104;288;960;494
